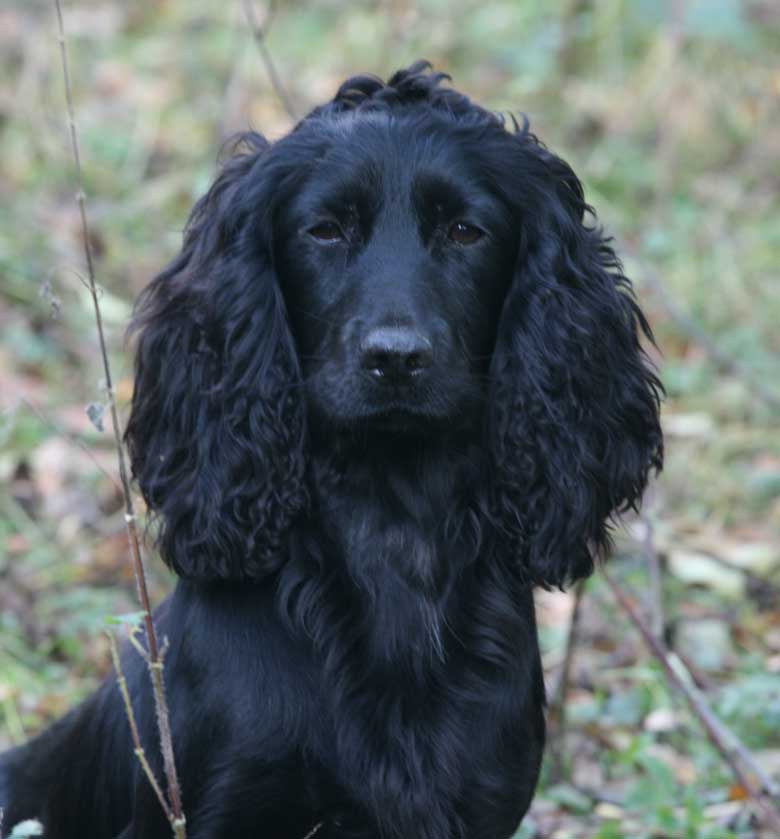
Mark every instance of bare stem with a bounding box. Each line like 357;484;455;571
108;634;173;821
639;507;665;641
603;566;780;831
20;396;121;492
241;0;299;121
52;0;185;832
301;822;324;839
546;579;587;782
637;261;780;410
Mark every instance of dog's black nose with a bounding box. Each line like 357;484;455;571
360;326;433;382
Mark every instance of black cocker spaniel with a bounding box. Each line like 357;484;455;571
0;63;662;839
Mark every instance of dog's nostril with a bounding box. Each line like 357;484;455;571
360;327;433;382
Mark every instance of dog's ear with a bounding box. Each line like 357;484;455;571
488;141;663;587
125;134;308;581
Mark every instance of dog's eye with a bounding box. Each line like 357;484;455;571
448;222;483;245
308;221;344;243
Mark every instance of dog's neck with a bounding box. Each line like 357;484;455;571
307;432;488;666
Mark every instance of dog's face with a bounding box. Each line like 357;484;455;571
276;117;516;435
126;64;663;583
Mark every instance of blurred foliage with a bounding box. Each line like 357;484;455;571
1;1;779;837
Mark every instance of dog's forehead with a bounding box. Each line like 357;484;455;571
293;112;494;209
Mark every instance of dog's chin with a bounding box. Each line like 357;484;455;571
310;396;459;438
307;376;484;441
319;402;483;445
355;407;448;436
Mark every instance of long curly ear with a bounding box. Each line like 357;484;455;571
489;143;663;587
125;134;307;580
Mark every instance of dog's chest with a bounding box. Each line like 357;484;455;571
300;485;541;839
318;528;511;839
338;502;452;665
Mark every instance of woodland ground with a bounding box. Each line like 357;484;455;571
1;2;779;837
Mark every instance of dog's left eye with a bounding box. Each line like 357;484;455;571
448;222;483;245
308;221;344;243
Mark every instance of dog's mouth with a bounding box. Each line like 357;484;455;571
307;367;483;438
324;389;463;436
357;405;444;434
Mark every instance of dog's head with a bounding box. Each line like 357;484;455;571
126;62;662;585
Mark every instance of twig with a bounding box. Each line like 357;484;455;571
108;633;172;822
241;0;299;121
638;506;665;642
19;397;121;493
52;2;185;835
218;13;250;142
546;579;587;782
638;262;780;410
602;566;780;831
301;821;324;839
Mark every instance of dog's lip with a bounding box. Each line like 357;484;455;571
359;404;428;419
361;397;442;418
358;411;441;434
343;402;447;431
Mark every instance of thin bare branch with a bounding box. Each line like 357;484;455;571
19;397;121;493
147;654;186;839
638;507;665;640
603;565;780;831
546;579;587;782
108;633;173;822
638;262;780;410
241;0;299;121
301;822;324;839
52;1;185;833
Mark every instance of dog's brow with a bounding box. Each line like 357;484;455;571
411;170;506;233
413;171;469;213
297;186;371;231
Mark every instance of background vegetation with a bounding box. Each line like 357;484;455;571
1;1;779;837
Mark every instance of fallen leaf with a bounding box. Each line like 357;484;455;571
728;783;749;801
668;550;744;597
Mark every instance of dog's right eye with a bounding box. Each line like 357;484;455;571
308;221;344;243
448;221;483;245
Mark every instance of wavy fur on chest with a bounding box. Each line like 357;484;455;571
274;445;543;838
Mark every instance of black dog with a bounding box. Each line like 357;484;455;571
0;63;662;838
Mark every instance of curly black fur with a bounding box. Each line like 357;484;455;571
0;62;662;838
